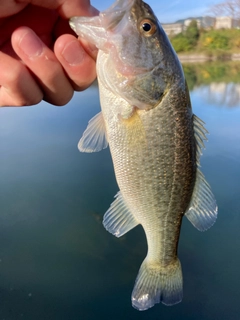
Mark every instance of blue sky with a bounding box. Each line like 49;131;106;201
91;0;219;23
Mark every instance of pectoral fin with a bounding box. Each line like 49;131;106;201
78;112;108;153
185;168;218;231
103;191;139;237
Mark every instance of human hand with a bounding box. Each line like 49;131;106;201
0;0;98;107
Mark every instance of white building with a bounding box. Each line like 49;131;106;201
162;23;184;36
215;16;240;29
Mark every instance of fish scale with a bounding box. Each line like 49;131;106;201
70;0;218;311
103;79;194;296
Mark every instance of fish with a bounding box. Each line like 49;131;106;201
69;0;218;311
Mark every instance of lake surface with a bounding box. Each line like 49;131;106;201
0;61;239;320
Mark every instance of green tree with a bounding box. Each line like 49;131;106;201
185;20;200;46
200;31;229;50
170;19;200;53
171;34;193;52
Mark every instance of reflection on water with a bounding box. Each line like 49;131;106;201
183;61;240;107
183;61;240;90
0;62;240;320
194;82;240;107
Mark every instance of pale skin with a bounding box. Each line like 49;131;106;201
0;0;98;107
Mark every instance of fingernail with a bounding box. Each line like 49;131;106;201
61;40;85;66
19;29;43;58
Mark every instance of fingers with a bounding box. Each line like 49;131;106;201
0;1;27;18
54;34;96;91
1;1;99;107
5;26;97;107
0;51;43;106
11;26;74;106
23;0;98;18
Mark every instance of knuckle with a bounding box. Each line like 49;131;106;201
39;63;74;106
58;91;74;106
0;86;43;107
6;62;25;86
45;88;74;106
22;94;43;106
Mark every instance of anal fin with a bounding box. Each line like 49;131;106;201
185;168;218;231
103;191;139;237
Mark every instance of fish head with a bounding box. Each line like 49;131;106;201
70;0;184;111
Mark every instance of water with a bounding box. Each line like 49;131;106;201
0;61;239;319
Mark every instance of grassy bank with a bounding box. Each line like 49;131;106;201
170;24;240;58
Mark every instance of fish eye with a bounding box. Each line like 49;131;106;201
139;19;156;36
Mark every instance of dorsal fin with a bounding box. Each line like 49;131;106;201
185;115;218;231
193;114;209;166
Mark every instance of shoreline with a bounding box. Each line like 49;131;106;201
178;53;240;63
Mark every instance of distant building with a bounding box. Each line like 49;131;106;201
162;23;184;36
184;18;201;29
162;15;240;36
184;17;216;29
201;16;216;29
162;16;215;36
215;16;240;29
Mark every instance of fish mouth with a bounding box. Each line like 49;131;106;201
69;0;137;50
100;0;135;29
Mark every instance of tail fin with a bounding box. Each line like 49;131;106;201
131;258;183;311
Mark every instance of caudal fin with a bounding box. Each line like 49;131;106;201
131;258;183;311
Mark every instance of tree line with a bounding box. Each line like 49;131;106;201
169;7;240;54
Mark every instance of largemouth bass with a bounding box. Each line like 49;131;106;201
70;0;218;311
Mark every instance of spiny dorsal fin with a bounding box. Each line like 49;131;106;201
103;191;139;237
193;114;209;166
185;168;218;231
78;112;108;153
